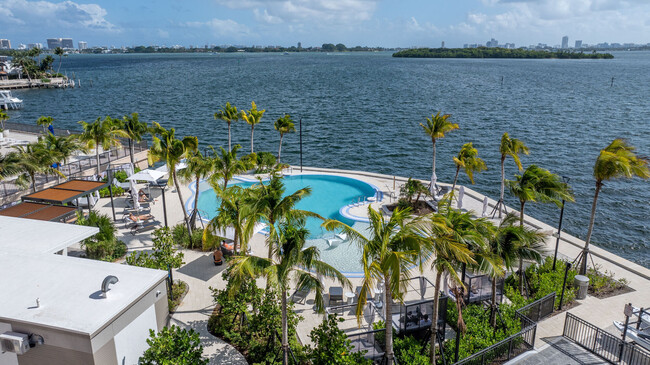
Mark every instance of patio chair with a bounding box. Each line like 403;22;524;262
130;218;159;235
329;286;344;306
112;178;131;190
291;286;310;304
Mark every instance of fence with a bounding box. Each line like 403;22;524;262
3;121;77;136
517;292;556;323
563;312;650;365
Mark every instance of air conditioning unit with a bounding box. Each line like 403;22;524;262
0;332;30;355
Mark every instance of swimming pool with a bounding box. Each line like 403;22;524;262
193;174;379;275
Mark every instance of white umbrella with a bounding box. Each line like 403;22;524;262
457;186;465;210
127;169;167;183
155;161;187;174
131;190;141;212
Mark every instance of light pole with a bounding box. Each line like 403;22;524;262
552;176;570;271
299;117;303;172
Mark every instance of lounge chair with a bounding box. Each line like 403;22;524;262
130;218;159;235
112;178;131;190
329;286;344;306
291;286;310;304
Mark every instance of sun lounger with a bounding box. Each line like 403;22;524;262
329;286;344;306
291;286;310;304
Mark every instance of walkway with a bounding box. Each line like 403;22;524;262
509;337;609;365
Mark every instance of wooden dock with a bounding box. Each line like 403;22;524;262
0;77;76;90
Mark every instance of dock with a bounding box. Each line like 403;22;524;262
0;77;76;90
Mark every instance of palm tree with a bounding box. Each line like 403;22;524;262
44;133;84;166
78;116;129;176
495;133;529;217
54;47;64;74
121;113;149;167
178;148;213;222
480;213;545;326
0;110;9;130
208;145;248;190
415;212;475;364
228;217;350;365
148;122;198;234
240;101;265;154
12;141;65;192
323;206;425;364
274;114;295;164
450;142;487;202
579;139;650;274
36;116;53;134
214;102;240;151
507;165;572;293
420;111;459;193
204;184;260;253
250;174;319;259
0;151;20;181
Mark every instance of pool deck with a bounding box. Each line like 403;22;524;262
89;165;650;361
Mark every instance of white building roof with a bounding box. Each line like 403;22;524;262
0;215;99;254
0;252;166;336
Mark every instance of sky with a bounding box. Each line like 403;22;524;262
1;0;649;48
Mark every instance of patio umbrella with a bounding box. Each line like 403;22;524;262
126;169;167;183
154;160;187;174
131;190;141;212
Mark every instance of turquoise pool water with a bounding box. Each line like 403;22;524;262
195;174;377;273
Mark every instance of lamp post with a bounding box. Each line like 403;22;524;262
552;176;570;271
299;117;303;172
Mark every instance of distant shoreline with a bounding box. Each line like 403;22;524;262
393;47;614;59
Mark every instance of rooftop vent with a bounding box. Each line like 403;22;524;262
101;275;119;297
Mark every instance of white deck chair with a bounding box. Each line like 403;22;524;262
481;196;489;217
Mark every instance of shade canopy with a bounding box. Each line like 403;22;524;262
127;169;167;183
22;180;109;205
0;202;78;222
155;161;187;174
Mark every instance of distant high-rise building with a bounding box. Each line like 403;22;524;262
78;41;88;50
441;41;445;48
486;38;498;47
0;39;11;49
47;38;61;49
574;40;582;49
28;43;42;49
61;38;74;49
297;42;302;49
561;36;569;49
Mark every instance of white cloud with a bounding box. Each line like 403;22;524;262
253;8;282;24
0;0;116;30
183;18;252;37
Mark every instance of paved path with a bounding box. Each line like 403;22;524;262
509;337;609;365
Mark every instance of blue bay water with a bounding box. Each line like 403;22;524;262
5;51;650;268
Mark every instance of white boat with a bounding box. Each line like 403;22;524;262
614;320;650;351
0;90;23;110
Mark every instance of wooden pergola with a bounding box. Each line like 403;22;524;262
0;202;78;222
21;179;117;220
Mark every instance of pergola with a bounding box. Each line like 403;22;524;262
0;202;78;222
21;179;117;220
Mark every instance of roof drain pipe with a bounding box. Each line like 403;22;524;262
101;275;119;298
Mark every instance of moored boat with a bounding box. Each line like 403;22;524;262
0;90;23;110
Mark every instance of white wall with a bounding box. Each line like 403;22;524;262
112;305;156;365
0;323;18;365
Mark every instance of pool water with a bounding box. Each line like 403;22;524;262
195;174;377;274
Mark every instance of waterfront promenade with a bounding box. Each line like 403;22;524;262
89;166;650;363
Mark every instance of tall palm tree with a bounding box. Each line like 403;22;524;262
208;145;248;190
44;133;84;166
204;184;261;253
274;114;295;164
507;165;572;293
250;174;319;259
323;207;425;364
228;218;350;365
240;101;265;154
54;47;65;74
420;111;459;193
214;102;239;151
0;110;9;130
12;141;65;192
415;212;475;364
78;116;129;176
579;139;649;274
178;149;213;221
0;151;20;181
148;122;198;235
121;113;149;167
450;142;487;201
36;116;53;134
480;213;545;326
495;133;530;217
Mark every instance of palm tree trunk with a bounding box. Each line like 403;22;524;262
430;271;442;364
251;126;255;154
31;173;36;193
57;57;62;74
278;134;284;163
173;171;192;235
95;145;101;176
499;155;506;218
267;223;275;259
129;138;135;166
431;138;437;191
490;278;497;327
519;200;525;295
227;122;232;152
449;166;461;208
193;176;200;215
580;182;602;275
281;287;289;365
233;230;239;254
384;277;394;363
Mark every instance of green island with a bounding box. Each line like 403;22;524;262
393;47;614;59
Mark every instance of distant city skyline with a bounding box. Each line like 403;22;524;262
1;0;649;48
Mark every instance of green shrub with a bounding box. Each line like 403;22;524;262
76;210;125;261
587;265;629;296
372;320;386;350
168;280;188;313
98;184;125;198
171;223;204;249
505;256;577;308
308;314;372;365
139;325;207;365
394;336;430;365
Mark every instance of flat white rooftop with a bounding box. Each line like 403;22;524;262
0;215;99;254
0;252;166;336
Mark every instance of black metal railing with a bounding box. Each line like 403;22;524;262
517;292;556;323
3;121;78;136
347;328;387;362
563;312;650;365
